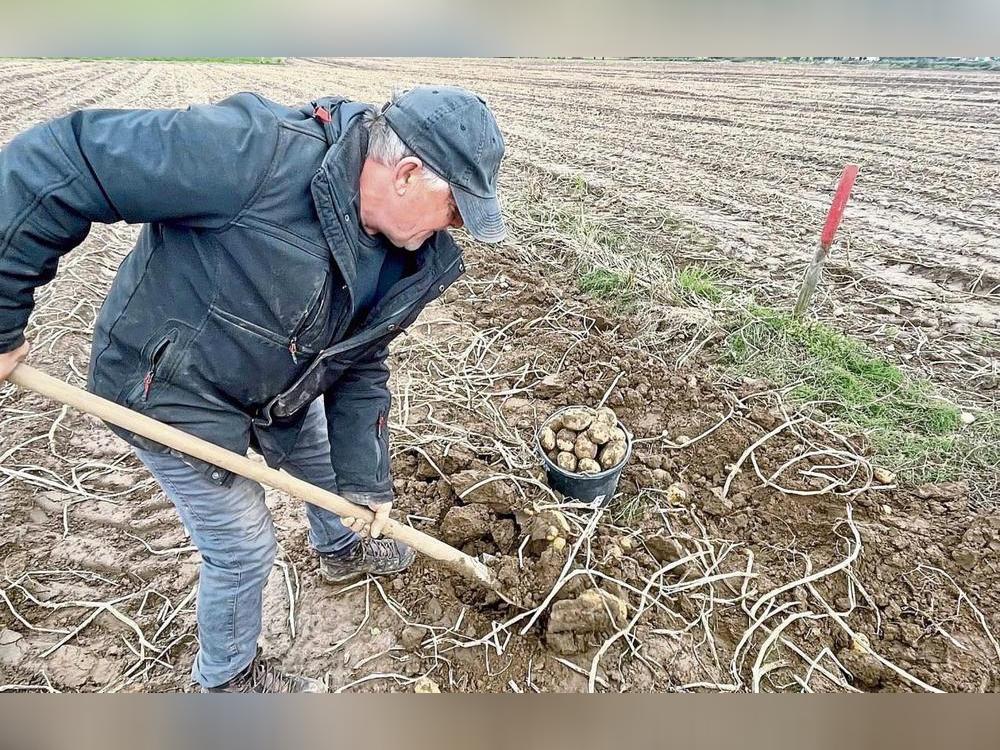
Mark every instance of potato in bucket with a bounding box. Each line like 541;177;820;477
534;405;633;506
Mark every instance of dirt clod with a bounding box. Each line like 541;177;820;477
401;625;426;650
45;645;99;689
440;504;491;546
491;518;518;552
536;373;565;398
0;629;27;668
545;588;629;655
838;649;890;688
450;470;517;514
645;534;686;564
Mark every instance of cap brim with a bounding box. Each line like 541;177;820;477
453;187;508;244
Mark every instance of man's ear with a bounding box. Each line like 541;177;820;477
393;157;422;195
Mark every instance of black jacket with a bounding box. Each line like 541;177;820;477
0;93;465;500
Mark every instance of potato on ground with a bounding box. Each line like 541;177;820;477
577;458;601;474
555;428;577;452
560;407;594;432
573;433;598;460
556;451;578;472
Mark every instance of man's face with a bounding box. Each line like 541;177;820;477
380;159;463;251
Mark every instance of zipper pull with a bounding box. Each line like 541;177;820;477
142;370;154;401
289;338;299;364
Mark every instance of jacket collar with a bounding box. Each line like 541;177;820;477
310;100;462;308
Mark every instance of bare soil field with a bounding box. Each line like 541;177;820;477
1;58;998;693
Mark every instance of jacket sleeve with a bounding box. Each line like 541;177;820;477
0;93;277;353
323;344;393;506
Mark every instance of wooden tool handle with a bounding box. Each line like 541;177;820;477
8;363;498;590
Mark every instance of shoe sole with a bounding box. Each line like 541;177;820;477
318;568;366;585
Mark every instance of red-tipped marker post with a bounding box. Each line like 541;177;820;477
794;164;860;318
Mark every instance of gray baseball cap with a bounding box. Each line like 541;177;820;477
383;86;507;243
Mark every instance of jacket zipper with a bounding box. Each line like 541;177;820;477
256;254;463;426
142;337;173;401
374;410;386;480
288;278;329;364
296;254;462;367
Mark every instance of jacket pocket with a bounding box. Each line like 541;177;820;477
210;305;290;349
198;306;304;408
211;299;324;365
141;334;174;402
121;327;180;406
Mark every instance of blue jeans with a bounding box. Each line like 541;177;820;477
135;398;358;688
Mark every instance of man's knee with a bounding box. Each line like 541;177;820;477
256;519;279;570
240;507;278;577
201;482;278;575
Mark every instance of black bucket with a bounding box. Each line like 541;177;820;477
534;405;633;507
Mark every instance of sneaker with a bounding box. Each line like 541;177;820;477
203;648;326;693
319;538;416;584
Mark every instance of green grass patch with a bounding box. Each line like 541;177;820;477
723;306;998;485
676;265;723;303
578;268;635;302
869;417;1000;485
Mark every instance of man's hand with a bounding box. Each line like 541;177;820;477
0;340;29;381
342;500;392;539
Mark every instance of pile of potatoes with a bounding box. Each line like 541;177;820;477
539;406;627;475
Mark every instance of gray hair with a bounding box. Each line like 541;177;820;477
363;88;449;191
